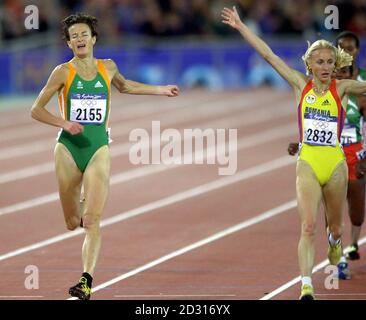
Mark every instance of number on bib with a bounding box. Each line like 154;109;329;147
340;124;357;145
70;93;107;124
303;113;338;147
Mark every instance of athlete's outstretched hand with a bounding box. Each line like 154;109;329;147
221;6;243;30
288;142;299;156
63;121;84;135
162;85;180;97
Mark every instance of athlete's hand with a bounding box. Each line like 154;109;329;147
287;142;299;156
221;6;243;30
161;85;179;97
63;121;84;135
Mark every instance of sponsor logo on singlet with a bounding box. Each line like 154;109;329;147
76;81;83;89
306;94;316;104
94;81;103;88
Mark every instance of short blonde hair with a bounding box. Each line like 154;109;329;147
302;40;353;75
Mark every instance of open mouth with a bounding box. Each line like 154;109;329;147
77;44;86;49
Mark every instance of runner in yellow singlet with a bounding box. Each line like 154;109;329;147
222;6;366;300
31;13;179;300
297;78;346;186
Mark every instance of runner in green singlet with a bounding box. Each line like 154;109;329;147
336;31;366;261
31;13;179;300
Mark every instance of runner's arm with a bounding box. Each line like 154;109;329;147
106;59;179;97
341;79;366;96
221;6;306;90
31;65;83;135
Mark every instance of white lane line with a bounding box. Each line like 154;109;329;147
113;294;237;298
0;296;44;298
0;123;297;216
0;93;215;143
0;95;245;160
0;95;215;159
315;293;366;296
0;141;55;160
0;90;226;127
0;155;296;262
78;199;297;299
0;93;287;161
259;236;366;300
0;125;52;143
0;163;55;184
0;193;59;217
0;100;293;184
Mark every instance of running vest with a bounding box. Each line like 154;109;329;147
58;60;111;128
357;68;366;82
57;60;111;150
341;95;362;145
298;79;345;147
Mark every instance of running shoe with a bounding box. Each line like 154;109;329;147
346;244;360;260
337;261;351;280
327;239;342;265
69;276;91;300
299;284;315;300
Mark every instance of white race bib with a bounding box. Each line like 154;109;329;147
70;93;107;124
340;124;357;145
303;113;337;147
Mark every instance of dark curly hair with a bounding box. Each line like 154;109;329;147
335;31;360;49
61;13;98;42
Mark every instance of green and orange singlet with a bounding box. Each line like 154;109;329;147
297;79;346;185
57;60;111;172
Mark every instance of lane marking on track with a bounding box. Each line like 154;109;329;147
0;101;293;184
0;156;296;262
0;93;218;144
71;200;297;299
259;236;366;300
0;93;275;160
0;90;246;128
315;293;366;296
113;294;237;298
0;296;44;298
0;123;297;216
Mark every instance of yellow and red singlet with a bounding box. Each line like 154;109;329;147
297;79;346;185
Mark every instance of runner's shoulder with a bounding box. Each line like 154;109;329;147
51;63;70;78
99;59;117;71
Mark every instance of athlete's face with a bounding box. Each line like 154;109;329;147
309;49;336;82
337;37;359;60
67;23;96;58
335;67;352;80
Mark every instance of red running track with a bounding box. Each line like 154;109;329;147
0;88;365;300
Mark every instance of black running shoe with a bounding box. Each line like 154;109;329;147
346;244;360;260
69;276;91;300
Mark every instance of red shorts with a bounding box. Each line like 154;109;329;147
344;142;363;181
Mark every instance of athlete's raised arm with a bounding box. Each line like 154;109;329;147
104;59;179;97
221;6;306;90
338;79;366;97
31;64;84;135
